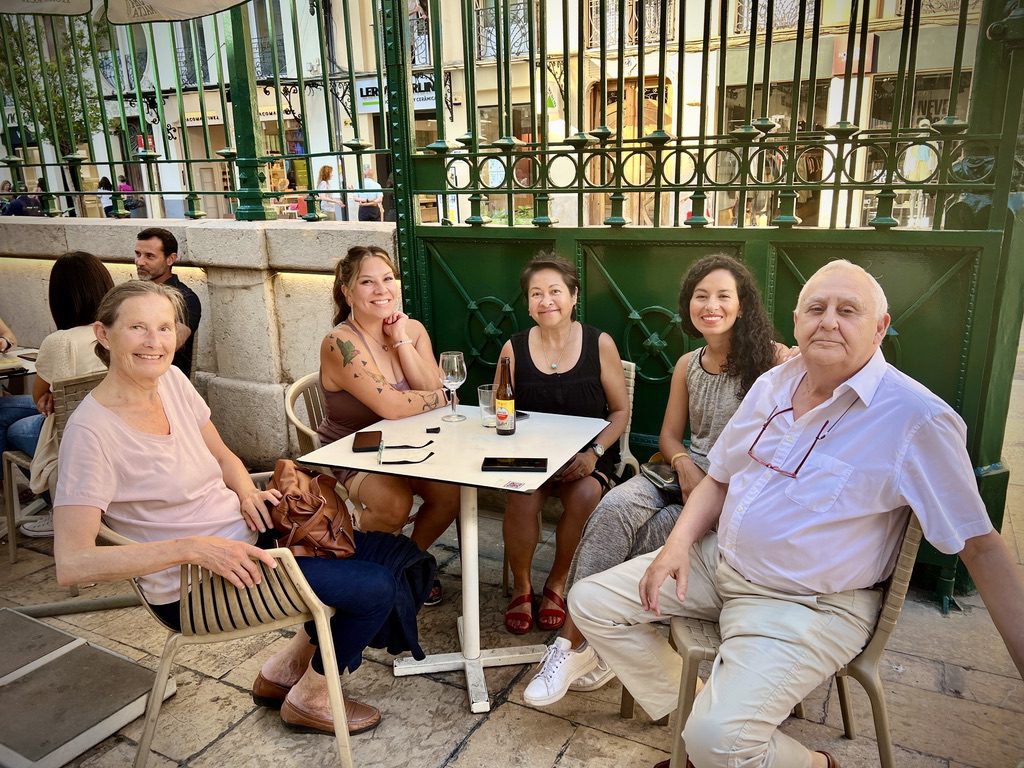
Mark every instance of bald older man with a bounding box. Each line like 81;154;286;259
568;260;1024;768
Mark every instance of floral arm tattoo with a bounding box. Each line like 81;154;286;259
331;337;443;412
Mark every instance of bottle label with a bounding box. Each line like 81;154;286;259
495;399;515;430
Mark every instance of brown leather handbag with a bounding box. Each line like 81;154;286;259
267;459;356;559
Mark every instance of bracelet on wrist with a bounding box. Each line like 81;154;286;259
669;451;688;468
389;338;414;349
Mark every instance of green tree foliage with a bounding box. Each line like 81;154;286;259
0;14;108;157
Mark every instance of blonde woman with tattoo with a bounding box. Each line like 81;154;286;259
318;246;458;602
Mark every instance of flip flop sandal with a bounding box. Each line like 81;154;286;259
537;586;567;631
504;592;535;634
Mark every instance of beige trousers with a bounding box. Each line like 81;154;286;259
568;534;882;768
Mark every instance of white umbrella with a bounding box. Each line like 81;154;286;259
0;0;247;23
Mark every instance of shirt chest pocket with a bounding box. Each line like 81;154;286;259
784;453;853;514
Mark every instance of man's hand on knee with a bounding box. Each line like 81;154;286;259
639;547;690;616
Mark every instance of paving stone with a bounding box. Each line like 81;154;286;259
943;663;1024;715
117;669;257;762
821;677;1024;767
556;723;669;767
779;717;949;768
76;739;177;768
448;701;575;768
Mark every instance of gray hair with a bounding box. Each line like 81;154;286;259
796;259;888;320
94;280;184;366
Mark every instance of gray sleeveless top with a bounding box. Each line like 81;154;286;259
686;347;743;472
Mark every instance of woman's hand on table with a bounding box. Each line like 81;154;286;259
191;536;277;588
240;488;282;533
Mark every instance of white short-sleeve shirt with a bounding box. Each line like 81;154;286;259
707;349;992;595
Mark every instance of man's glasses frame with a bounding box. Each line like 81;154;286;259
747;401;855;478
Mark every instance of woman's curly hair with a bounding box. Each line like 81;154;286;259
679;253;778;396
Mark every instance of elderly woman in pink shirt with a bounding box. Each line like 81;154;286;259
53;280;434;737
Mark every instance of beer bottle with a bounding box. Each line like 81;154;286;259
495;356;516;436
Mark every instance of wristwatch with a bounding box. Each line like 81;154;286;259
590;442;605;458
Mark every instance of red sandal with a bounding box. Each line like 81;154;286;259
504;592;535;634
537;586;567;631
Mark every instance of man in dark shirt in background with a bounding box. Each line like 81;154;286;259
134;227;201;378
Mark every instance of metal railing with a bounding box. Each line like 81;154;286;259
0;0;1017;233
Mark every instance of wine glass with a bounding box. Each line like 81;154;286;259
439;351;467;422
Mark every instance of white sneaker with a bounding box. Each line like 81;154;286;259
523;637;600;706
19;513;54;538
568;653;615;691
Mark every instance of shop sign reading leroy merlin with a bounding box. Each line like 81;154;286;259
356;74;437;114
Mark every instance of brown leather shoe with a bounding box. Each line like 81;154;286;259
251;671;291;708
280;693;382;735
818;752;841;768
652;760;695;768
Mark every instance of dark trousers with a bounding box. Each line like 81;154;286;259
357;204;382;222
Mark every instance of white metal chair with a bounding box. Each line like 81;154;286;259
285;372;327;455
3;370;106;565
651;514;924;768
97;474;355;768
616;359;641;479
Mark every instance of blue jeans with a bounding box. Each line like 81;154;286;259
0;396;38;455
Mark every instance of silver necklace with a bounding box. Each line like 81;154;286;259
546;322;576;371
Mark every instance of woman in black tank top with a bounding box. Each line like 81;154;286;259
497;253;630;635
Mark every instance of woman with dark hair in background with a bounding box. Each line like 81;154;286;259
317;246;458;603
11;252;113;538
520;253;789;705
500;252;629;636
97;177;114;217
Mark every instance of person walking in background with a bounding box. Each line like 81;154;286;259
134;227;202;378
316;165;344;221
117;175;133;193
354;165;383;222
97;177;114;217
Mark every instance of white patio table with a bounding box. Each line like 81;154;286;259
299;403;606;712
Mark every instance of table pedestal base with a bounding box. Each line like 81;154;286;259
393;616;546;712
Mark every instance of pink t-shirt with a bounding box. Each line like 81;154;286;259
55;366;255;604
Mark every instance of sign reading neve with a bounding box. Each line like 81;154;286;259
356;74;437;115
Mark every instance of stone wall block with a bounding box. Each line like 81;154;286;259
265;221;397;272
67;218;189;264
187;220;269;269
205;267;280;382
0;219;67;258
273;272;335;381
206;377;289;469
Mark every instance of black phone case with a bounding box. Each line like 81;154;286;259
481;457;548;472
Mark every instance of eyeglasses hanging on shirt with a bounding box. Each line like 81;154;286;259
747;400;856;478
377;440;435;465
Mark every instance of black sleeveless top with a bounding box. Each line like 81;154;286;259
510;323;620;478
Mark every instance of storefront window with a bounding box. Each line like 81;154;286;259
477;104;534;223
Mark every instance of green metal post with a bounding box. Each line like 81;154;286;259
225;6;277;221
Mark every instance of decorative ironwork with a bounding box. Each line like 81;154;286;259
175;46;211;88
735;0;815;34
98;50;143;91
588;0;677;49
252;35;287;79
410;14;431;67
476;1;532;60
896;0;981;15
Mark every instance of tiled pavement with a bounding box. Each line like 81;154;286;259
2;340;1022;767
